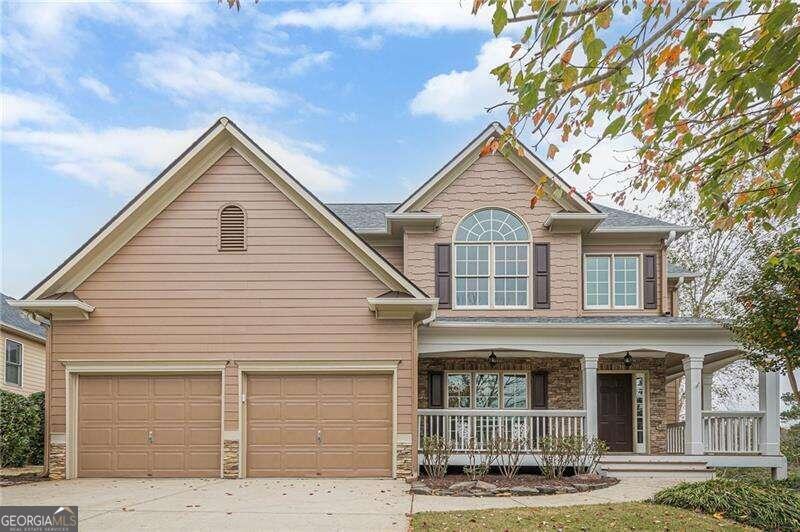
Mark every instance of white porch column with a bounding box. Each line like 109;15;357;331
683;355;705;455
701;372;714;411
582;354;599;440
758;371;781;456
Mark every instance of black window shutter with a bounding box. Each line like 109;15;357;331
533;243;550;309
531;372;548;409
428;372;444;408
435;244;452;309
643;254;657;309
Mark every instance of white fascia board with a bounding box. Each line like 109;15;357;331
544;213;608;232
667;271;702;279
0;322;46;343
367;297;438;320
592;225;694;235
429;320;726;330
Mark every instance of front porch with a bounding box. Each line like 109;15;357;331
416;320;786;479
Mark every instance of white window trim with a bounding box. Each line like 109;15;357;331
452;243;531;310
583;253;643;310
445;370;530;410
4;339;23;387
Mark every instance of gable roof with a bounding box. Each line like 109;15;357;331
2;293;47;341
23;118;428;301
394;122;600;215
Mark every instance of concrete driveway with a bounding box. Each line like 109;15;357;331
0;478;412;531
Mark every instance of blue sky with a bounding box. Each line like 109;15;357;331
1;1;537;297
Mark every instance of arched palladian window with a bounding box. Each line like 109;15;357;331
219;204;246;252
453;208;529;308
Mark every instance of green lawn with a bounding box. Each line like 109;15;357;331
411;502;753;531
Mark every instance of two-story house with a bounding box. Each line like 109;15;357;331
11;119;786;481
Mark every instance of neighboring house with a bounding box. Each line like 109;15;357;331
2;293;47;395
11;118;786;481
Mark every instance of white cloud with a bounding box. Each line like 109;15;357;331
135;48;283;107
350;33;384;50
0;91;73;127
410;38;512;122
2;1;213;83
287;51;333;76
265;2;488;34
2;93;350;195
79;76;116;102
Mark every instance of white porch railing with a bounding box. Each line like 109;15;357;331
666;412;765;455
417;409;586;452
666;422;685;454
703;411;763;454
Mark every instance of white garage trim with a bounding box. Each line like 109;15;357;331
61;359;227;480
236;360;400;479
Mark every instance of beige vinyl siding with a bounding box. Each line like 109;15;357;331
581;243;663;315
1;328;46;395
372;244;403;272
404;153;581;316
48;150;414;436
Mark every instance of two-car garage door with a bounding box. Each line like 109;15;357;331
78;374;222;477
76;373;393;478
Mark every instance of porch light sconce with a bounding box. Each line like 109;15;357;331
488;351;498;367
623;352;633;368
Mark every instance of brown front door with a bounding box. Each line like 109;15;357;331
78;374;222;477
246;374;392;478
597;374;633;452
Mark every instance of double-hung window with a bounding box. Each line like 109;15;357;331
5;339;22;386
454;209;529;308
584;254;641;309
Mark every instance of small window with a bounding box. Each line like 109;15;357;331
219;204;246;252
503;374;528;409
447;373;471;408
584;254;640;309
5;339;22;386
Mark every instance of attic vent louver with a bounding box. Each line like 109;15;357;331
219;204;246;251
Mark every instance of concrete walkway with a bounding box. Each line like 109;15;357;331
0;477;682;530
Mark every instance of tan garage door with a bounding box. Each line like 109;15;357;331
246;374;392;477
78;374;221;478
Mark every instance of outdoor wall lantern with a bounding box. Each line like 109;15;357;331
623;352;633;368
488;351;498;367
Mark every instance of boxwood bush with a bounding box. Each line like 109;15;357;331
0;390;44;467
652;478;800;530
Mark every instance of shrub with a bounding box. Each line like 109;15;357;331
781;425;800;467
652;479;800;530
572;436;608;475
28;392;45;465
421;436;453;479
0;390;42;468
463;437;500;481
495;435;528;480
538;436;574;479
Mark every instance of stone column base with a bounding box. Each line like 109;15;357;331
395;441;413;479
49;443;66;480
223;440;240;479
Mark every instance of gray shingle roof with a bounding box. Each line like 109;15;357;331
436;316;718;326
1;293;47;340
327;203;397;231
325;202;678;232
592;204;679;229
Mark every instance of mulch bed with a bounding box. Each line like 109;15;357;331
412;473;618;497
0;474;50;487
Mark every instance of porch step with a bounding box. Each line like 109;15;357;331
599;455;714;480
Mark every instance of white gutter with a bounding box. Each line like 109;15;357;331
430;320;726;330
